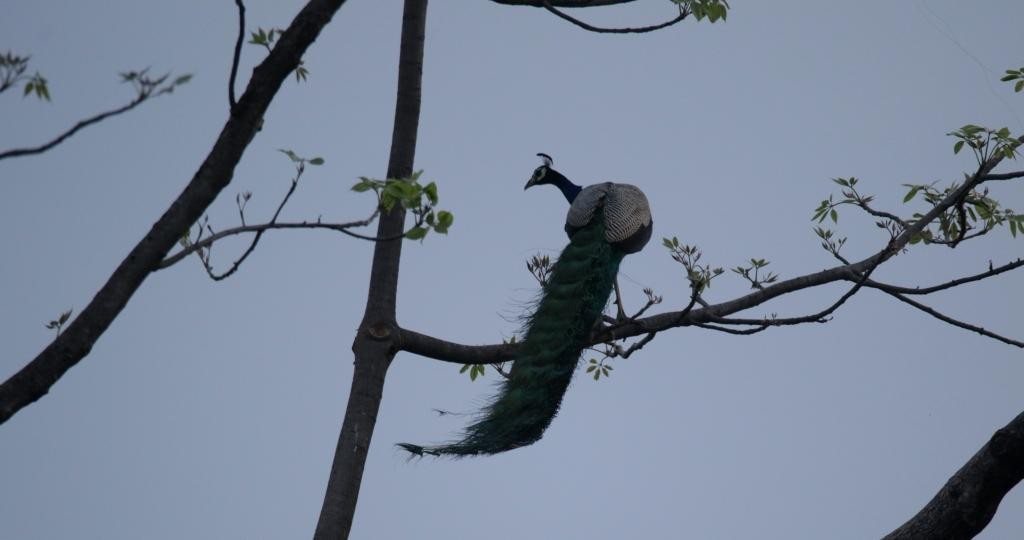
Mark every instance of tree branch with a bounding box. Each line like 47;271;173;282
885;410;1024;539
229;0;246;110
399;328;516;365
157;215;380;270
314;0;426;537
0;75;181;161
541;0;687;33
863;258;1024;296
0;0;351;426
983;170;1024;181
490;0;638;7
878;290;1024;348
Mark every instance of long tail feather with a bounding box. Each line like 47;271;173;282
400;215;622;457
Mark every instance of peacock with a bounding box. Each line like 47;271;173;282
399;153;652;457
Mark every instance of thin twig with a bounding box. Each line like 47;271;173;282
1;73;187;161
542;0;688;33
606;332;656;359
158;214;380;270
694;323;769;335
862;258;1024;295
1;97;144;160
858;200;909;229
881;290;1024;348
199;172;302;281
710;256;882;328
229;0;246;110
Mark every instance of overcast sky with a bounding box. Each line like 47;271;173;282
2;1;1023;538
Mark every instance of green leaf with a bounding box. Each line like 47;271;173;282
953;140;965;154
424;182;439;205
277;148;301;162
351;180;375;193
434;210;454;234
459;364;470;374
173;74;193;86
1016;80;1024;93
405;226;428;240
830;208;838;223
308;157;324;166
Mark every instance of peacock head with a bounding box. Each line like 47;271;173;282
524;152;555;190
524;153;581;202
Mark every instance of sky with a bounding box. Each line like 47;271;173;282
2;1;1023;539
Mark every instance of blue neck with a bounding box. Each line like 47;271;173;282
548;170;581;203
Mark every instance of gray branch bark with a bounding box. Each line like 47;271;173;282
885;410;1024;539
313;0;427;537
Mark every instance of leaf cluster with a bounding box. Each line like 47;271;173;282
351;171;454;241
526;254;552;286
1001;66;1024;93
731;258;778;290
585;358;613;381
249;27;309;82
458;363;487;381
672;0;730;22
0;51;48;100
948;125;1018;163
662;236;723;292
903;182;1023;242
119;69;193;100
44;309;73;338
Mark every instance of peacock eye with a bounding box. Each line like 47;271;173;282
534;167;546;181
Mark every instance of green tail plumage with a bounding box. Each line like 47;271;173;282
399;215;622;457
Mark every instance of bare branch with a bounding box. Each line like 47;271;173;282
541;0;687;33
199;170;302;281
158;215;379;270
885;410;1024;539
0;74;186;161
398;328;515;365
879;290;1024;348
982;170;1024;181
229;0;246;109
693;322;769;335
490;0;638;7
604;332;656;359
862;258;1024;295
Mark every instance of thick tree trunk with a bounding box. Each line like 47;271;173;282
313;0;428;538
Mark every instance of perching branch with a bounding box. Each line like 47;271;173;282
884;410;1024;539
0;0;352;426
541;0;688;34
396;142;1023;366
0;70;191;161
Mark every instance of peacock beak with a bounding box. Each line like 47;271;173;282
524;177;536;190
